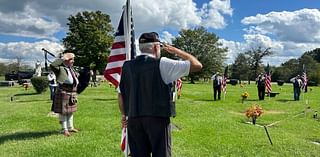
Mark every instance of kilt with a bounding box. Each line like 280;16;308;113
53;84;78;114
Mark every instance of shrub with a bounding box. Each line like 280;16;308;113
31;76;48;93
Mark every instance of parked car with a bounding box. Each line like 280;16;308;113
5;71;34;81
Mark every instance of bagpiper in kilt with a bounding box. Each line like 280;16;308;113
50;52;79;136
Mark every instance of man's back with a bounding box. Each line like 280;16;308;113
120;56;171;118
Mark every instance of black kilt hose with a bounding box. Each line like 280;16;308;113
53;84;77;114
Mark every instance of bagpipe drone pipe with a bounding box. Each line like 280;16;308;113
42;48;91;94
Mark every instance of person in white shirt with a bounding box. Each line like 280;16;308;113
290;75;302;101
118;32;202;156
48;72;57;100
47;72;58;116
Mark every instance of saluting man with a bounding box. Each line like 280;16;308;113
50;52;79;136
256;73;266;100
211;72;222;101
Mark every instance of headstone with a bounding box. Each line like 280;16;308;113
34;60;42;77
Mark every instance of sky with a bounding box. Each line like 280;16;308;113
0;0;319;68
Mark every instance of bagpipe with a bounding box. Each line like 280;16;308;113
42;48;91;94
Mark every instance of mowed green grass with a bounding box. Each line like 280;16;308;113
0;81;319;157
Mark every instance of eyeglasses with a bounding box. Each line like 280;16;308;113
158;42;166;48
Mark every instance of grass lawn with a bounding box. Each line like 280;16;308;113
0;81;319;157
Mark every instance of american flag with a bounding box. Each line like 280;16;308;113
302;64;308;90
265;63;272;93
176;78;182;92
176;78;182;99
221;66;228;93
120;127;130;154
104;1;135;156
104;2;135;88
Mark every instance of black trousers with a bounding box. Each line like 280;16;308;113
128;117;171;157
213;86;221;100
257;86;265;100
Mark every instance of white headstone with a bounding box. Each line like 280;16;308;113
34;61;42;77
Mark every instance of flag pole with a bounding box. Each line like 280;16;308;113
124;1;130;157
124;0;131;60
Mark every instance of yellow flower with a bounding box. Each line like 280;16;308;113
241;91;249;98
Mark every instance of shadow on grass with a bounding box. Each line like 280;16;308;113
13;92;39;97
14;99;48;103
244;99;260;101
0;130;58;144
92;98;117;102
276;99;295;103
238;119;271;127
193;98;213;102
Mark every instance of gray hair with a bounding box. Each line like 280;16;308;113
139;42;159;53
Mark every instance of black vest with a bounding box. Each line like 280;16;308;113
120;55;173;118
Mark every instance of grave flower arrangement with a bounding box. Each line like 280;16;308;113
245;104;263;125
241;91;249;103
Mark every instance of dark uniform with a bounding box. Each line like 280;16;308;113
120;56;174;157
212;74;222;101
256;75;265;100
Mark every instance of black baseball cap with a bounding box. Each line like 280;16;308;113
139;32;160;43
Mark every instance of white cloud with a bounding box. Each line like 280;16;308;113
0;0;235;65
221;34;319;66
216;8;320;66
243;34;283;53
0;5;61;40
241;8;320;43
199;0;233;29
161;31;175;44
0;0;233;39
133;0;201;32
219;39;246;64
0;40;64;67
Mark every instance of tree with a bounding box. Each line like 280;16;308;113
245;47;273;82
171;27;227;83
303;48;320;63
231;53;249;82
63;11;114;76
0;63;6;76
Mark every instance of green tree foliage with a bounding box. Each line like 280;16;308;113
0;63;7;76
231;53;249;82
63;11;114;74
273;59;299;82
273;54;320;84
303;48;320;62
245;47;273;81
171;27;227;83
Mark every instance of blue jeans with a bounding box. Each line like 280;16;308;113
49;85;57;100
293;87;300;100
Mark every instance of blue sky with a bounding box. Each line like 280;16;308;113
0;0;319;67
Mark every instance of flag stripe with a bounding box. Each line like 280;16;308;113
221;66;228;93
108;54;126;62
302;64;308;90
265;75;272;93
111;41;126;49
104;7;135;88
265;64;272;93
